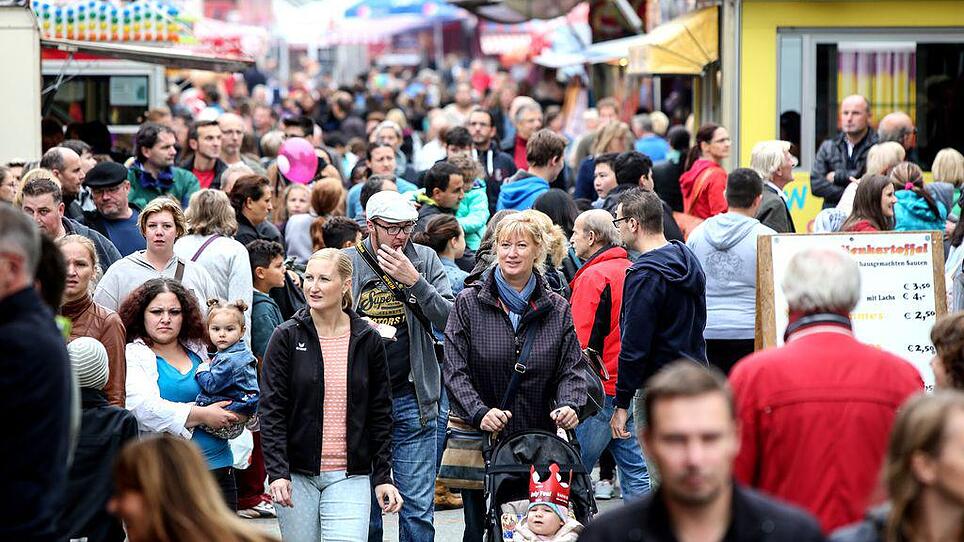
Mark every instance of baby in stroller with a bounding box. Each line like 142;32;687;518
512;463;583;542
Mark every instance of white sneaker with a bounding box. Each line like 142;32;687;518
595;479;614;500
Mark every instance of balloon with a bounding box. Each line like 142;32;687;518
277;138;318;185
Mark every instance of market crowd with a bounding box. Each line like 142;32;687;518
2;61;964;542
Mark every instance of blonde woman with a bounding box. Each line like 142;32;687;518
57;234;127;406
520;208;572;297
574;122;635;200
444;213;587;541
933;148;964;219
109;435;279;542
94;197;216;313
261;249;401;540
836;141;906;214
175;189;253;340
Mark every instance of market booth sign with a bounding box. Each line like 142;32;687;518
627;5;717;75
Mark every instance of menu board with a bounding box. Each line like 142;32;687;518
756;231;946;390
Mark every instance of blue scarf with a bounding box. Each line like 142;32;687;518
133;160;175;192
494;267;536;330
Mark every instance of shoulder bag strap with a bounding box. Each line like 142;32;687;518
191;234;222;262
356;242;440;344
174;259;186;282
498;321;540;411
683;167;715;214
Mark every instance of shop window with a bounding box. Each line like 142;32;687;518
778;31;964;172
44;75;150;128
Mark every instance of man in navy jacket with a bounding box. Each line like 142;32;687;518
609;188;707;438
0;204;72;542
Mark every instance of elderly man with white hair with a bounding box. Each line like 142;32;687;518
729;247;923;533
750;140;797;232
569;209;651;501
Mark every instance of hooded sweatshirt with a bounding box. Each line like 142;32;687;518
615;241;707;408
686;213;775;340
679;158;728;219
92;251;217;314
497;170;550;211
894;190;947;232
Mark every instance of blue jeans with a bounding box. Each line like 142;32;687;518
276;471;371;541
573;394;650;500
436;387;450;470
369;392;437;542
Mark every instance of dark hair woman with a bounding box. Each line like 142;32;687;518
413;214;468;295
841;175;898;232
231;174;283;247
679;123;730;219
119;278;242;509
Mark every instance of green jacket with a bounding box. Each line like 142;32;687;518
457;178;489;251
127;163;200;209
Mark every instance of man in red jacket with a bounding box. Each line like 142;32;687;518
730;247;923;533
570;209;650;500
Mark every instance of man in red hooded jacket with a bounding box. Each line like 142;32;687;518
730;247;923;534
569;209;651;500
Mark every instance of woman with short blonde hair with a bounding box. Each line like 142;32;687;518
933;148;964;187
444;212;588;541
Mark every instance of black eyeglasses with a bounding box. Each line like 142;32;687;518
373;220;416;235
612;216;632;227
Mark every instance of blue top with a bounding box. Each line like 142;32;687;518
101;209;145;256
156;351;233;469
440;257;467;295
634;134;670;162
894;190;947;232
496;174;549;211
574;156;598;201
347;177;418;219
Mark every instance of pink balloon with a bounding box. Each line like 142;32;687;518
277;137;318;184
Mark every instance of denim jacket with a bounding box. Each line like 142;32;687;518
195;339;260;416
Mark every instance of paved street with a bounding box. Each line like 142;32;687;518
249;495;624;540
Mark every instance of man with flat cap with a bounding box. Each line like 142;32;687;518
83;161;145;257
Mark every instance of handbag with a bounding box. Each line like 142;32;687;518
674;167;715;240
577;348;607;421
437;322;539;490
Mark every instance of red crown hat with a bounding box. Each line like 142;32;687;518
528;463;572;509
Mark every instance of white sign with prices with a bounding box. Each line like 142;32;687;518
768;232;943;390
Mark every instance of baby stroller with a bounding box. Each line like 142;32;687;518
483;429;596;542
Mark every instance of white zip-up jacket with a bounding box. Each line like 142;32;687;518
93;250;217;314
125;338;209;439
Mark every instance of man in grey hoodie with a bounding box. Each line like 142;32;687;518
686;168;775;374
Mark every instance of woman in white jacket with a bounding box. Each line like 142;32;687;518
175;189;253;342
119;277;241;509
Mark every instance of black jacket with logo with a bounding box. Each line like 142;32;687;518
260;307;393;486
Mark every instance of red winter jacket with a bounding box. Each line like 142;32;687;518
568;246;632;396
730;322;923;534
679;158;728;219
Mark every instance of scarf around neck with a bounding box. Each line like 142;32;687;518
495;267;536;330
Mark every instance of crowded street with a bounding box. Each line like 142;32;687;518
2;0;964;541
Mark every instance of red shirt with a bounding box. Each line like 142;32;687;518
730;323;923;533
842;219;879;232
193;168;215;189
679;159;728;219
513;135;528;170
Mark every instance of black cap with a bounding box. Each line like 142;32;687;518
84;161;129;189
